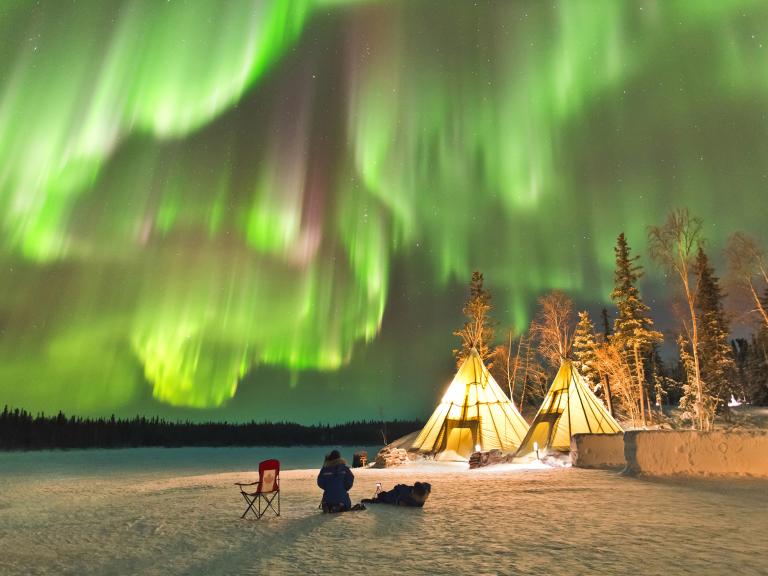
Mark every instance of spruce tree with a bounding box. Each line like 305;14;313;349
752;289;768;404
573;311;600;390
601;308;612;340
695;246;736;423
453;271;495;367
611;233;663;426
745;331;768;405
731;338;749;402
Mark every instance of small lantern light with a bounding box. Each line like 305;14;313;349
533;441;540;460
475;443;481;453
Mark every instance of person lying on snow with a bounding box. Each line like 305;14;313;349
317;450;365;512
361;481;432;507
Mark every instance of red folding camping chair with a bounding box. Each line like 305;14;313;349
235;459;280;519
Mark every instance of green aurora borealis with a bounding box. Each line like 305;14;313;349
1;0;767;422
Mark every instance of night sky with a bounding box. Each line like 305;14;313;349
1;0;766;423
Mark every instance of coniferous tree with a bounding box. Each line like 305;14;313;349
611;233;663;426
745;326;768;405
695;246;736;422
453;271;495;367
601;308;612;340
751;289;768;404
731;338;751;404
573;311;600;390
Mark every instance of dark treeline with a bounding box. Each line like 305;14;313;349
0;406;421;451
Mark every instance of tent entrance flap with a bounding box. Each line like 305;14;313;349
532;411;563;452
442;420;478;457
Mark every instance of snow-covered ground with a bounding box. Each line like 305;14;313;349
1;449;766;575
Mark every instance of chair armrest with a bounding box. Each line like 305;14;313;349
235;481;260;487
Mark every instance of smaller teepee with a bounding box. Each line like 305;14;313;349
411;348;529;461
515;360;622;456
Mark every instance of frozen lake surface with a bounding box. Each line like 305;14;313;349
0;448;766;575
0;446;382;477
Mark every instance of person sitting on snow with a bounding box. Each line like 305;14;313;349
317;450;358;512
361;481;432;507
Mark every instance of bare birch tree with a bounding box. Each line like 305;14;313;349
517;332;549;407
531;291;575;369
648;208;708;429
592;339;640;425
491;328;516;400
725;232;768;328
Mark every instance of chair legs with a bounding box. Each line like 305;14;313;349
240;491;280;519
240;492;258;519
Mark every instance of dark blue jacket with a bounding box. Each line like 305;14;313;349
375;483;431;507
317;458;354;509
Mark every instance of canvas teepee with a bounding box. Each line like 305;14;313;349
515;360;622;456
410;348;529;461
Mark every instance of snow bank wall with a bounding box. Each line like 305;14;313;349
623;430;768;477
570;433;625;469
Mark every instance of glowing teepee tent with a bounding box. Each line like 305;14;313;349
515;360;622;456
410;348;529;461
